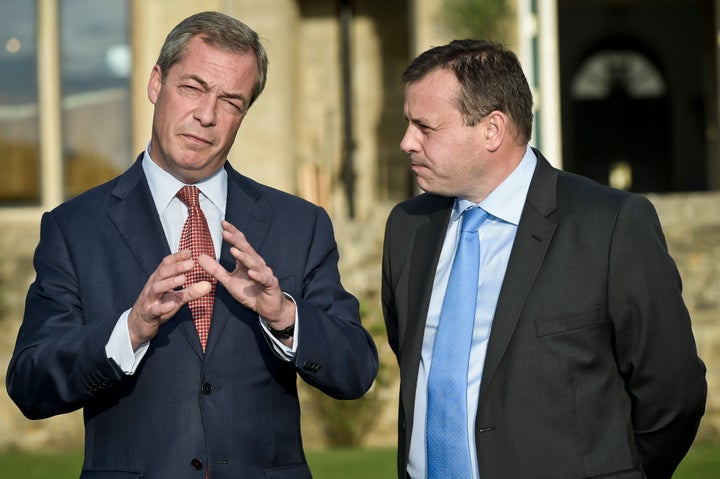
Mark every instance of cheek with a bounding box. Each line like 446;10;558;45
216;118;243;146
227;116;245;135
430;142;477;179
154;103;180;131
425;139;456;169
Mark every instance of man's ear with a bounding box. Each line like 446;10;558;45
484;111;507;152
147;65;163;105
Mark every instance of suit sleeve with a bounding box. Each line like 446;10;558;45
6;211;124;420
381;207;401;360
291;207;379;399
608;195;706;478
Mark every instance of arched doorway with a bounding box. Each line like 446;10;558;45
558;0;713;193
571;47;670;192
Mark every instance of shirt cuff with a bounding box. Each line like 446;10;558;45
105;309;150;375
259;293;299;361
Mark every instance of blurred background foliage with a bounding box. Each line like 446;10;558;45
443;0;512;41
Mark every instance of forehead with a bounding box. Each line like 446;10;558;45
170;36;258;91
404;69;461;117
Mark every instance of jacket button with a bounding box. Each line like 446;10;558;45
191;458;203;470
202;383;213;395
303;360;321;373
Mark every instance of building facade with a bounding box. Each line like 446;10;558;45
0;0;718;450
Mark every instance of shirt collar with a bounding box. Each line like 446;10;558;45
452;146;537;225
142;143;228;215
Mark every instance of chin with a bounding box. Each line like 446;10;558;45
414;177;433;193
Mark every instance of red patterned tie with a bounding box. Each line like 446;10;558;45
177;186;216;351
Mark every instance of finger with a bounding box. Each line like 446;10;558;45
246;267;277;290
197;254;231;283
181;280;213;302
221;221;255;253
162;249;193;266
220;221;269;271
221;219;240;235
148;298;180;320
151;272;188;296
155;253;195;282
155;281;212;319
228;244;267;274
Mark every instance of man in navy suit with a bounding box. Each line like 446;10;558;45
382;39;705;478
7;11;378;478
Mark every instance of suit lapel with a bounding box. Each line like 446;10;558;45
400;198;452;416
479;152;558;400
107;157;170;277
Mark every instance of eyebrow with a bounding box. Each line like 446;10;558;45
406;114;433;127
185;74;249;108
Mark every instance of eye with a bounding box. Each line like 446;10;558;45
417;123;433;134
178;84;202;97
220;99;245;115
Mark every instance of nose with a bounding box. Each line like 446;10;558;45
194;95;217;127
400;124;418;155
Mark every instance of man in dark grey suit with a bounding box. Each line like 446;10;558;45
382;39;705;479
7;11;377;478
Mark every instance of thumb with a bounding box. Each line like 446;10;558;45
184;280;213;301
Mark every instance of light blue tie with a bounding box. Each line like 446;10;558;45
427;206;489;479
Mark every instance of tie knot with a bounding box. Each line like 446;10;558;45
177;185;200;208
461;207;488;233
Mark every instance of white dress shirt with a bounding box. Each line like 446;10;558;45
407;147;537;479
105;147;297;373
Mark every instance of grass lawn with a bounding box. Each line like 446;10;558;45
674;442;720;478
0;443;717;478
0;448;395;479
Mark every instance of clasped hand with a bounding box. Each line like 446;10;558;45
128;220;295;350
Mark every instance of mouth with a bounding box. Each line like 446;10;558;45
410;161;427;173
181;133;212;146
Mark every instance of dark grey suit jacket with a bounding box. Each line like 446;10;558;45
7;155;378;479
382;150;706;479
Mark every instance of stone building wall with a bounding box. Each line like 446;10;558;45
0;217;86;451
646;192;720;441
0;191;718;451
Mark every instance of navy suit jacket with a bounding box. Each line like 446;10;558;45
382;150;706;479
7;156;378;478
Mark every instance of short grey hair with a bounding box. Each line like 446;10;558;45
156;11;268;107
